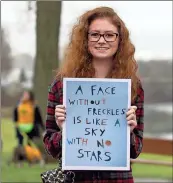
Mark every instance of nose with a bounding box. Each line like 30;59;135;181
98;35;106;43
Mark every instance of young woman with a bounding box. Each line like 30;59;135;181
44;7;144;183
14;90;45;145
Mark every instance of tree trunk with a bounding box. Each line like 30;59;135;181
34;1;61;121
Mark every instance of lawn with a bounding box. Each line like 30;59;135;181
1;118;172;182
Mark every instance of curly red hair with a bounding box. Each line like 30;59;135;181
56;7;140;102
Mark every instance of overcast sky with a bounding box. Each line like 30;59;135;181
1;1;172;61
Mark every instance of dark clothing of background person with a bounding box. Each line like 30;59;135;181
13;105;45;145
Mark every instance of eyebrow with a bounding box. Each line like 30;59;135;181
89;30;117;33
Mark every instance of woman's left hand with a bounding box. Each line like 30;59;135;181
126;106;137;133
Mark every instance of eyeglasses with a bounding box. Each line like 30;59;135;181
88;32;119;42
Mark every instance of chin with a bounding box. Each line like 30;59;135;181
94;54;111;59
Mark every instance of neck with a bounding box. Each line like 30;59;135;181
92;58;113;78
21;100;32;104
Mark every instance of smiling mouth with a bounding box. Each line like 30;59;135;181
95;47;109;50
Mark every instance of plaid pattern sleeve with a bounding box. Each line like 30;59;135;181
43;79;63;159
130;82;144;159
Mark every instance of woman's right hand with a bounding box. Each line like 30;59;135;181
55;105;66;130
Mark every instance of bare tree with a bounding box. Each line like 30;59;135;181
19;68;27;83
33;1;62;120
1;28;12;74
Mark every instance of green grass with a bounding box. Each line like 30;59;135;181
132;154;172;180
1;118;56;182
1;118;172;182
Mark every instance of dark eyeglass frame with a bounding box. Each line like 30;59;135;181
88;32;119;42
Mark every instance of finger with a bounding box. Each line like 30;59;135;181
127;120;137;127
56;118;64;123
55;113;66;118
55;105;65;109
55;107;66;112
55;108;66;114
57;117;66;121
126;114;136;121
129;106;137;111
126;109;135;116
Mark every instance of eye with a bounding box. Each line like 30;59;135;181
90;33;99;37
105;33;114;38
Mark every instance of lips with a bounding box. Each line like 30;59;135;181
95;47;109;50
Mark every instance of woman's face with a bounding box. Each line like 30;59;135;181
88;18;119;61
21;91;30;102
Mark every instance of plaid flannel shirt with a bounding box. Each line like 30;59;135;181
43;79;144;183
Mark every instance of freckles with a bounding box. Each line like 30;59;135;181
88;42;95;51
88;45;93;55
89;41;95;46
112;43;119;52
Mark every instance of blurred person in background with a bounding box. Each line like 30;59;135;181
43;6;144;183
13;90;45;146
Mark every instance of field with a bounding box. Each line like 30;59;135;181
1;118;172;182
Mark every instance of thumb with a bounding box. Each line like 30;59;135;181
130;106;137;111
